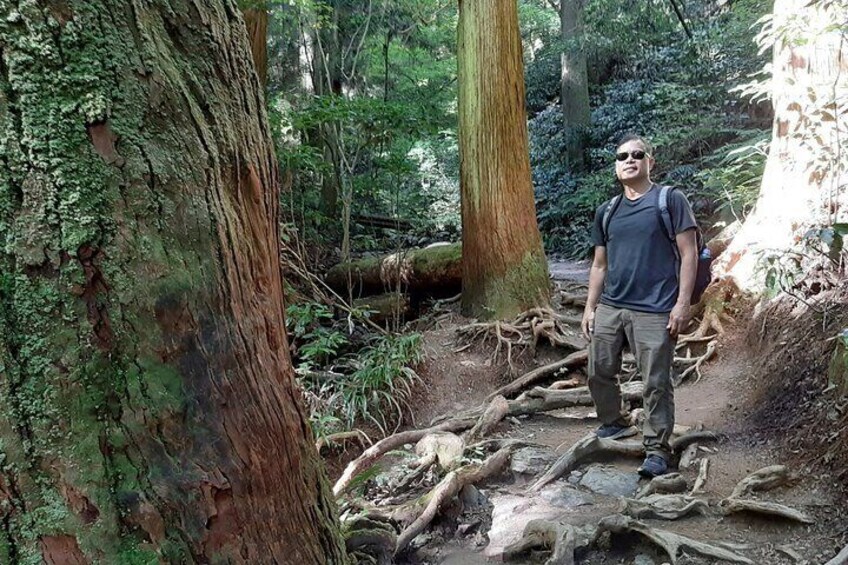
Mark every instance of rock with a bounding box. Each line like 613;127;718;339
484;493;567;559
579;465;641;497
415;432;465;470
510;446;557;476
459;484;488;510
456;520;481;536
634;554;657;565
568;470;583;485
540;482;593;509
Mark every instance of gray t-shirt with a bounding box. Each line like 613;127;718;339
591;185;696;313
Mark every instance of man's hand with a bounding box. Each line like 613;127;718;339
582;308;596;341
667;302;691;338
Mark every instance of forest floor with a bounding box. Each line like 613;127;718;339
330;261;848;565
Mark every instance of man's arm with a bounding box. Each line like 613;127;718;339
668;229;697;337
582;246;607;340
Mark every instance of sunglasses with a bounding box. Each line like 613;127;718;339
615;150;649;162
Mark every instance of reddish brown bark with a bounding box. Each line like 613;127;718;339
0;1;345;562
243;4;269;86
457;0;551;320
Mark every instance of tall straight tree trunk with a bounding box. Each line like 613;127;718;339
457;0;551;320
560;0;590;171
714;0;848;289
0;2;346;563
243;2;269;87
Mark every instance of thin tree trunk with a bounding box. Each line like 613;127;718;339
0;2;346;562
714;0;848;289
560;0;590;171
457;0;551;320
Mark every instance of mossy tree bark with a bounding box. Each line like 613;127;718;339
457;0;551;320
560;0;590;172
713;0;847;291
0;2;346;563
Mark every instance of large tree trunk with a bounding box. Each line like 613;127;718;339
243;3;269;87
560;0;590;171
714;0;848;290
0;2;346;563
457;0;551;320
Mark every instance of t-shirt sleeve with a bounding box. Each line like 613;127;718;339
669;190;697;235
591;202;607;247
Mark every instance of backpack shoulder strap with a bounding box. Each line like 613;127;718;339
601;194;622;244
657;185;681;261
657;185;676;241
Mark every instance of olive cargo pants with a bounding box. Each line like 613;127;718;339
588;303;675;460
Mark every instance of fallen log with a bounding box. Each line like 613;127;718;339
352;213;414;231
326;243;461;297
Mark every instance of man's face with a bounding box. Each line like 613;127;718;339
614;140;654;182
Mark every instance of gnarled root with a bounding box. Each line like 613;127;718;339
485;350;588;402
465;395;510;443
691;458;710;494
531;430;718;492
334;417;477;496
824;544;848;565
620;494;710;521
593;514;753;564
729;465;791;499
316;429;371;453
456;308;585;370
392;445;515;555
719;498;814;524
636;473;688;499
503;519;577;565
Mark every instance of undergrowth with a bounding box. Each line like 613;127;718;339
286;301;423;440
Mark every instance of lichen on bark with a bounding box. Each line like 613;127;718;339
0;1;345;563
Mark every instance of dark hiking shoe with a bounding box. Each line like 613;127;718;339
638;455;668;478
595;424;638;440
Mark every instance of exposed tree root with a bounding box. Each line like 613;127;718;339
824;544;848;565
691;458;710;494
485;350;588;401
674;340;718;384
593;514;754;564
392;445;515;554
548;376;583;390
334;417;477;496
720;498;814;524
465;395;509;443
729;465;791;499
503;519;577;565
510;382;642;419
529;433;645;492
621;494;710;520
636;473;688;499
456;308;585;370
531;430;718;492
392;453;438;496
316;430;371;453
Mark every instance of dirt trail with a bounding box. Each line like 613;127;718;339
342;261;848;565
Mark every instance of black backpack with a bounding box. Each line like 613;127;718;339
601;185;713;305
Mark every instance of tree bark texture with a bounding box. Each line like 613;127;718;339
457;0;551;320
0;2;346;563
714;0;848;290
560;0;590;171
243;3;269;87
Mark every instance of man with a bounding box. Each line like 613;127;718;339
581;134;698;478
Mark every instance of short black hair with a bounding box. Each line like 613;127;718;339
616;133;653;155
